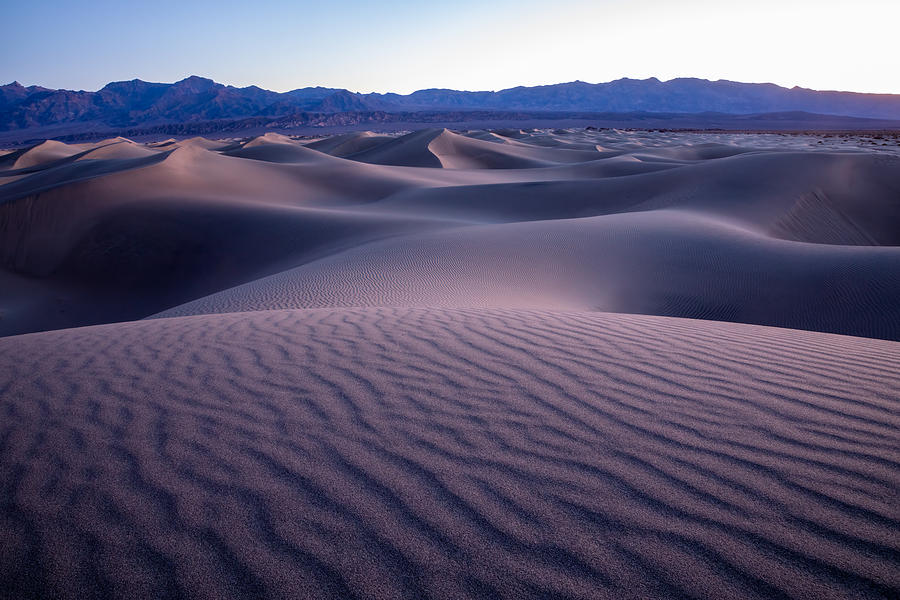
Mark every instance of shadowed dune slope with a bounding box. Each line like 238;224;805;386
1;307;898;600
344;128;604;169
367;150;900;241
1;129;899;338
0;137;458;336
0;197;451;336
11;139;94;169
305;131;397;157
153;210;900;340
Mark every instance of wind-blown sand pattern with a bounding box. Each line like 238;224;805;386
1;128;899;599
2;308;899;599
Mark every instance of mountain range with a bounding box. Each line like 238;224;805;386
3;76;900;134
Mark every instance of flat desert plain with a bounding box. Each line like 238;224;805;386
1;128;899;599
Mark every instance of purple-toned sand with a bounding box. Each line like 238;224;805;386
1;128;899;599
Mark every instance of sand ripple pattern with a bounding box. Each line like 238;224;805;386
2;308;898;599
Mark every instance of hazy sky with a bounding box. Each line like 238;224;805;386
4;0;898;94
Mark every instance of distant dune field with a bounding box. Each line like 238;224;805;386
1;128;898;599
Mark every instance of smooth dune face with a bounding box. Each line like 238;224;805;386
305;131;397;157
153;209;900;340
11;139;94;170
1;308;899;599
1;128;899;599
1;128;899;338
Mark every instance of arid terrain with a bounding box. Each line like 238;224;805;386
1;127;898;599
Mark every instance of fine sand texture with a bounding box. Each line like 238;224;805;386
1;308;899;599
1;128;899;599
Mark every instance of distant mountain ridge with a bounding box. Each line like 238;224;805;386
2;75;900;132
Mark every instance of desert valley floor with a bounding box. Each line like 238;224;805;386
0;128;898;599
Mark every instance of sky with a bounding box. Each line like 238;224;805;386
3;0;899;94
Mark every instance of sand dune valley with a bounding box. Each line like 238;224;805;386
1;126;899;599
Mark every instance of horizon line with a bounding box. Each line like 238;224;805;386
5;75;900;97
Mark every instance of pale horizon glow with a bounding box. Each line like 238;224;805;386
3;0;898;95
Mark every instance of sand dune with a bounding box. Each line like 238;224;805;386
345;128;605;169
306;131;398;157
76;138;163;161
11;139;95;170
1;308;898;599
1;128;899;598
153;209;900;340
224;135;335;163
2;128;899;338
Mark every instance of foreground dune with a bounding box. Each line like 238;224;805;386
1;307;898;599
